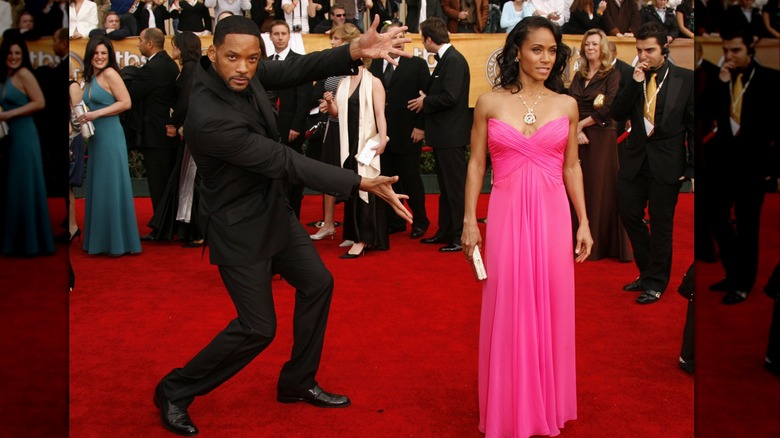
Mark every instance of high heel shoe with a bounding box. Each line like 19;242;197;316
310;224;336;240
56;228;81;244
339;243;367;259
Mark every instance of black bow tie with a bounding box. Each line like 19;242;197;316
434;54;440;62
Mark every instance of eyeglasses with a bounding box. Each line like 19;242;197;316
333;13;346;17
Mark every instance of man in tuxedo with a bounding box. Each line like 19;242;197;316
267;19;313;219
127;27;179;239
611;22;694;304
369;22;430;238
409;17;470;252
152;16;412;436
405;0;445;33
704;26;779;304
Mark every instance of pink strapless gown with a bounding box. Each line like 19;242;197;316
479;117;577;438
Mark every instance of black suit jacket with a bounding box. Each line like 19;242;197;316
185;46;363;266
611;61;694;183
639;6;679;39
88;26;133;40
708;61;779;180
368;56;428;154
405;0;445;33
133;4;171;34
272;51;313;141
128;50;180;149
423;46;470;149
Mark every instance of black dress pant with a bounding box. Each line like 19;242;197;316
617;160;682;292
140;147;178;217
380;149;429;232
160;213;334;406
432;146;466;244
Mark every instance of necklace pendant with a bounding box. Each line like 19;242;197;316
523;111;536;125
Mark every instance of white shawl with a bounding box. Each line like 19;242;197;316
336;68;384;203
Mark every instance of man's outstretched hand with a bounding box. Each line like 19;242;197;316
350;15;412;66
359;175;413;223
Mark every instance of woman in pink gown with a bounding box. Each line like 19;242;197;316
462;16;593;438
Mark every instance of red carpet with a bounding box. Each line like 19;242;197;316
64;193;725;437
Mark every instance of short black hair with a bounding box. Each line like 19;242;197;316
635;21;668;51
420;17;448;45
213;15;262;46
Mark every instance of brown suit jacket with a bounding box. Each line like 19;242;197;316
443;0;489;33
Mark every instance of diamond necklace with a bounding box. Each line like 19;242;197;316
517;90;544;125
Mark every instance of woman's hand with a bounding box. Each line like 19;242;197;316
77;110;99;124
166;124;177;137
577;130;589;145
574;223;593;263
461;223;482;261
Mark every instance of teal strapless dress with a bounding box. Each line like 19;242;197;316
1;80;55;256
82;79;141;255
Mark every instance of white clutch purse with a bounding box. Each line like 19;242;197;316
471;245;487;281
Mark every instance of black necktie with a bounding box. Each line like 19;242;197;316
272;54;279;61
434;53;440;62
384;63;394;85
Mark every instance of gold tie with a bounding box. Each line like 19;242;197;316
644;72;657;136
730;73;743;125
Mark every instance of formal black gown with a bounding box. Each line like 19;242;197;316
341;83;389;250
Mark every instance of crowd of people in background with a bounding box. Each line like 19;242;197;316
52;0;780;39
0;0;774;436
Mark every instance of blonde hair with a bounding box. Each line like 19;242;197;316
330;23;361;44
576;29;614;77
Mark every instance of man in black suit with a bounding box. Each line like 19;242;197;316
611;22;694;304
608;41;633;139
405;0;445;33
369;22;430;238
409;17;470;252
267;19;313;219
152;16;412;436
130;0;172;35
127;27;180;239
704;26;779;304
33;27;69;200
88;11;133;40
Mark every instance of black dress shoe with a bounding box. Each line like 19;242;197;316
421;236;446;244
140;232;158;241
277;384;351;408
439;244;462;252
153;383;198;436
709;278;733;292
410;227;427;239
722;289;749;305
637;289;663;304
623;278;643;292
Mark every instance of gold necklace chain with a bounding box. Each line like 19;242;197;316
517;91;544;125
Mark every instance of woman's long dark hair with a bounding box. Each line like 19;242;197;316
83;35;120;81
0;34;33;82
495;16;571;94
172;31;202;65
